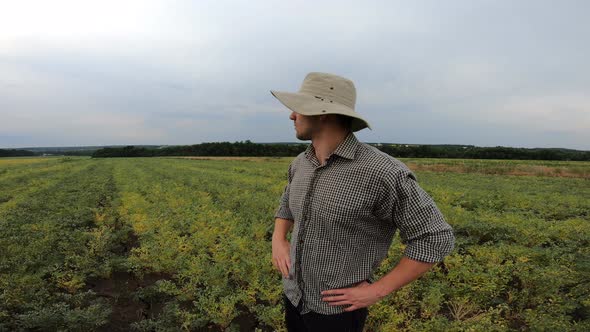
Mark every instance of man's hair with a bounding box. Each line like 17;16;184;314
334;114;353;131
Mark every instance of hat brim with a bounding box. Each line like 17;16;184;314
270;90;371;132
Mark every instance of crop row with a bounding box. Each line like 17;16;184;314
0;159;131;331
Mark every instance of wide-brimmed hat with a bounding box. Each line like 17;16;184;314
270;72;371;132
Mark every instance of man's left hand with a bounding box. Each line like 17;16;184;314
320;281;385;312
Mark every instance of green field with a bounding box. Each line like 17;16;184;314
1;156;588;331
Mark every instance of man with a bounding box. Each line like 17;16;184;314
270;72;455;331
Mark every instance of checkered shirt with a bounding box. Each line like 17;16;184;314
274;133;455;315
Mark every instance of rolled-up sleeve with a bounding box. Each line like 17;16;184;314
274;162;294;221
389;170;455;263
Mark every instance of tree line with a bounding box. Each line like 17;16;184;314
90;141;306;158
91;142;589;161
377;144;590;161
0;149;37;157
2;142;589;161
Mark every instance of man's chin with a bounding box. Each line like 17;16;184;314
295;133;311;141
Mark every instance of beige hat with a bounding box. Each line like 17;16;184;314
270;72;371;132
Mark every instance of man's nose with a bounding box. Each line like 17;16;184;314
289;112;296;120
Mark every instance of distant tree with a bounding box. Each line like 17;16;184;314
0;149;38;157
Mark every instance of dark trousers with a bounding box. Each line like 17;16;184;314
284;295;368;332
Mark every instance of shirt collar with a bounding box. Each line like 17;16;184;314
304;132;359;163
332;132;359;160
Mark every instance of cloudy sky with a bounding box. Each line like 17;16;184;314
1;0;588;150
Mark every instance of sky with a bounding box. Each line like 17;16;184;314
1;0;589;150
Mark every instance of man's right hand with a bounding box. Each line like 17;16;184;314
272;236;291;279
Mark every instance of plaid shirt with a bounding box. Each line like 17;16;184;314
274;133;455;315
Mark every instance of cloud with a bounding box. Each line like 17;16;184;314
0;0;589;149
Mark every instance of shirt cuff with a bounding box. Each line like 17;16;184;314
403;229;455;263
274;205;294;221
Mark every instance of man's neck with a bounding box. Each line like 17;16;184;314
311;129;351;165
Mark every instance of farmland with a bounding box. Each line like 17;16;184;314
0;156;589;331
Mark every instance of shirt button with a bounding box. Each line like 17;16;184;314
299;239;304;244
